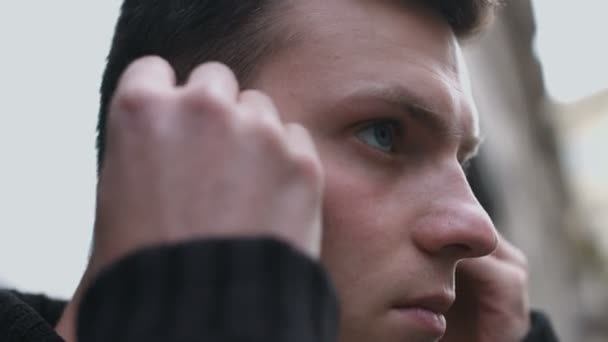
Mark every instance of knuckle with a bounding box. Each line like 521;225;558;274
182;61;238;106
505;242;529;269
198;61;236;78
253;119;285;149
133;55;172;70
243;89;273;105
113;84;173;115
109;89;174;138
284;125;324;188
518;252;529;269
291;152;324;189
180;83;231;114
132;56;174;79
512;267;528;288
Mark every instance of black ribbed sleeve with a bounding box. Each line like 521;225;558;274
0;291;63;342
76;238;339;342
523;311;560;342
1;239;561;342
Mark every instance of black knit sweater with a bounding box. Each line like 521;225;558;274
0;239;557;342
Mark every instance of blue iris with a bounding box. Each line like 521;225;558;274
356;122;396;153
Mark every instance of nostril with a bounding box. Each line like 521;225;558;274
441;233;496;259
468;225;498;258
443;243;473;258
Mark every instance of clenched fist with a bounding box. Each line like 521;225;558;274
92;56;324;271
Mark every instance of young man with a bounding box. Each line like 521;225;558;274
0;0;559;341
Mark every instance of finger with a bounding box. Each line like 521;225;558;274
454;257;530;315
285;124;317;157
113;56;177;110
285;123;324;257
118;56;177;90
491;233;528;269
284;123;324;187
184;62;240;106
456;254;525;286
238;89;282;129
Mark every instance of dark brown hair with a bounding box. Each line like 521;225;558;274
96;0;500;169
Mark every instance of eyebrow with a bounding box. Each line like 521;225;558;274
344;84;482;161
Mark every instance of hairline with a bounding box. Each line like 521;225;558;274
96;0;493;170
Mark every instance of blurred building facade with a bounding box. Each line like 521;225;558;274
464;1;608;341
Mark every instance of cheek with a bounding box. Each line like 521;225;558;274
319;157;408;311
318;147;422;265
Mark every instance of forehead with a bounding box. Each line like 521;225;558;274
262;0;478;131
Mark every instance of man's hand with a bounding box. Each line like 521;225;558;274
56;56;325;341
442;234;531;342
90;56;324;270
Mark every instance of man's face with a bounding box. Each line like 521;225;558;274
251;0;498;341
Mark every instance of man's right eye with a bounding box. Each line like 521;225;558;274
355;121;400;153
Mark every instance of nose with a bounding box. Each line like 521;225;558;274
411;170;498;260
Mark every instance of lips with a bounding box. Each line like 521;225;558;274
401;293;456;315
390;292;455;336
393;292;455;314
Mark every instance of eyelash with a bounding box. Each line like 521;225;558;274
356;119;404;153
354;118;477;173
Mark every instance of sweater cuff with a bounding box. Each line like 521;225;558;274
522;311;559;342
77;238;339;342
0;291;63;342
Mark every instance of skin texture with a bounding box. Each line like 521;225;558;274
56;1;530;341
250;1;528;341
